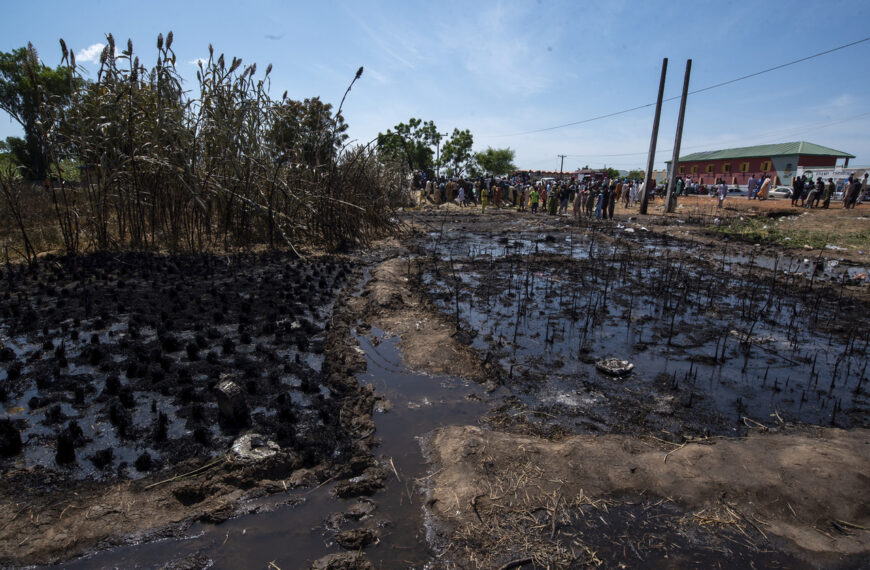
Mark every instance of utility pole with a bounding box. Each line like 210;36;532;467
558;154;567;179
639;58;668;216
665;59;692;213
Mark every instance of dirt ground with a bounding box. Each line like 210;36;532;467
422;425;870;568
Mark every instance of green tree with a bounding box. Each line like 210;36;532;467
474;147;516;176
0;43;79;180
440;128;474;177
627;169;645;180
603;167;620;179
377;118;441;177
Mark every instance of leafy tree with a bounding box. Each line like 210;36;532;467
268;96;347;167
603;167;620;179
474;147;516;176
377;118;440;177
440;128;474;177
0;43;79;180
627;169;645;180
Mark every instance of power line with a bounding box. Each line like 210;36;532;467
486;36;870;138
561;111;870;159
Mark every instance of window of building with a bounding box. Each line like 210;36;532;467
706;164;714;173
722;163;731;173
678;166;685;174
691;165;698;174
740;162;749;173
760;161;771;171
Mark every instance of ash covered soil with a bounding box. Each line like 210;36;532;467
0;251;383;566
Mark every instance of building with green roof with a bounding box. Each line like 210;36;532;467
665;141;855;186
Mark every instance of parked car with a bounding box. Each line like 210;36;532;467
769;186;792;199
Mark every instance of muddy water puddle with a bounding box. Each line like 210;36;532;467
60;327;494;568
419;228;870;435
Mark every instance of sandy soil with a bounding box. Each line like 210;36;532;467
422;425;870;568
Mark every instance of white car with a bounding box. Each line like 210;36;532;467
768;186;792;199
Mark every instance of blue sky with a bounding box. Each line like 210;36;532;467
2;0;869;171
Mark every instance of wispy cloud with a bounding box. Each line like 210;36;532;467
189;58;208;67
75;43;105;64
438;3;560;96
265;33;284;41
348;8;423;70
364;67;388;84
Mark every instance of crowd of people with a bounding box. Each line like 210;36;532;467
412;170;869;216
786;173;868;209
414;174;652;220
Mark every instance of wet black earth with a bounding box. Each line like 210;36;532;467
413;212;870;439
0;251;356;482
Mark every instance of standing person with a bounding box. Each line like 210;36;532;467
585;185;596;217
607;184;616;219
480;185;488;214
572;184;583;221
857;173;869;204
675;175;685;197
804;178;818;208
717;178;728;208
758;175;771;200
457;184;466;207
593;187;604;219
823;178;835;209
791;175;803;207
547;188;558;215
530;186;540;213
628;180;638;207
843;175;856;208
851;174;866;207
747;174;757;200
558;185;570;215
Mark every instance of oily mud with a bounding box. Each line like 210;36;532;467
0;251;382;566
412;210;870;439
400;209;870;568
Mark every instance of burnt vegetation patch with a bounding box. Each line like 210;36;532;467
0;250;357;484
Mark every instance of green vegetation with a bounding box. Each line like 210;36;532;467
474;147;516;177
377;118;442;178
377;119;516;179
440;128;475;177
710;216;870;251
0;43;81;180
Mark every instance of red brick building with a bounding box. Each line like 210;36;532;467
666;141;854;186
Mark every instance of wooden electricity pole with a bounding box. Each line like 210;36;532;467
558;154;567;178
639;58;668;215
665;59;692;213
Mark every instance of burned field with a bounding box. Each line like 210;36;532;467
415;211;870;438
0;250;386;565
0;208;868;568
406;210;870;569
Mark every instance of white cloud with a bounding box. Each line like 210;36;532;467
189;58;208;67
75;43;105;64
